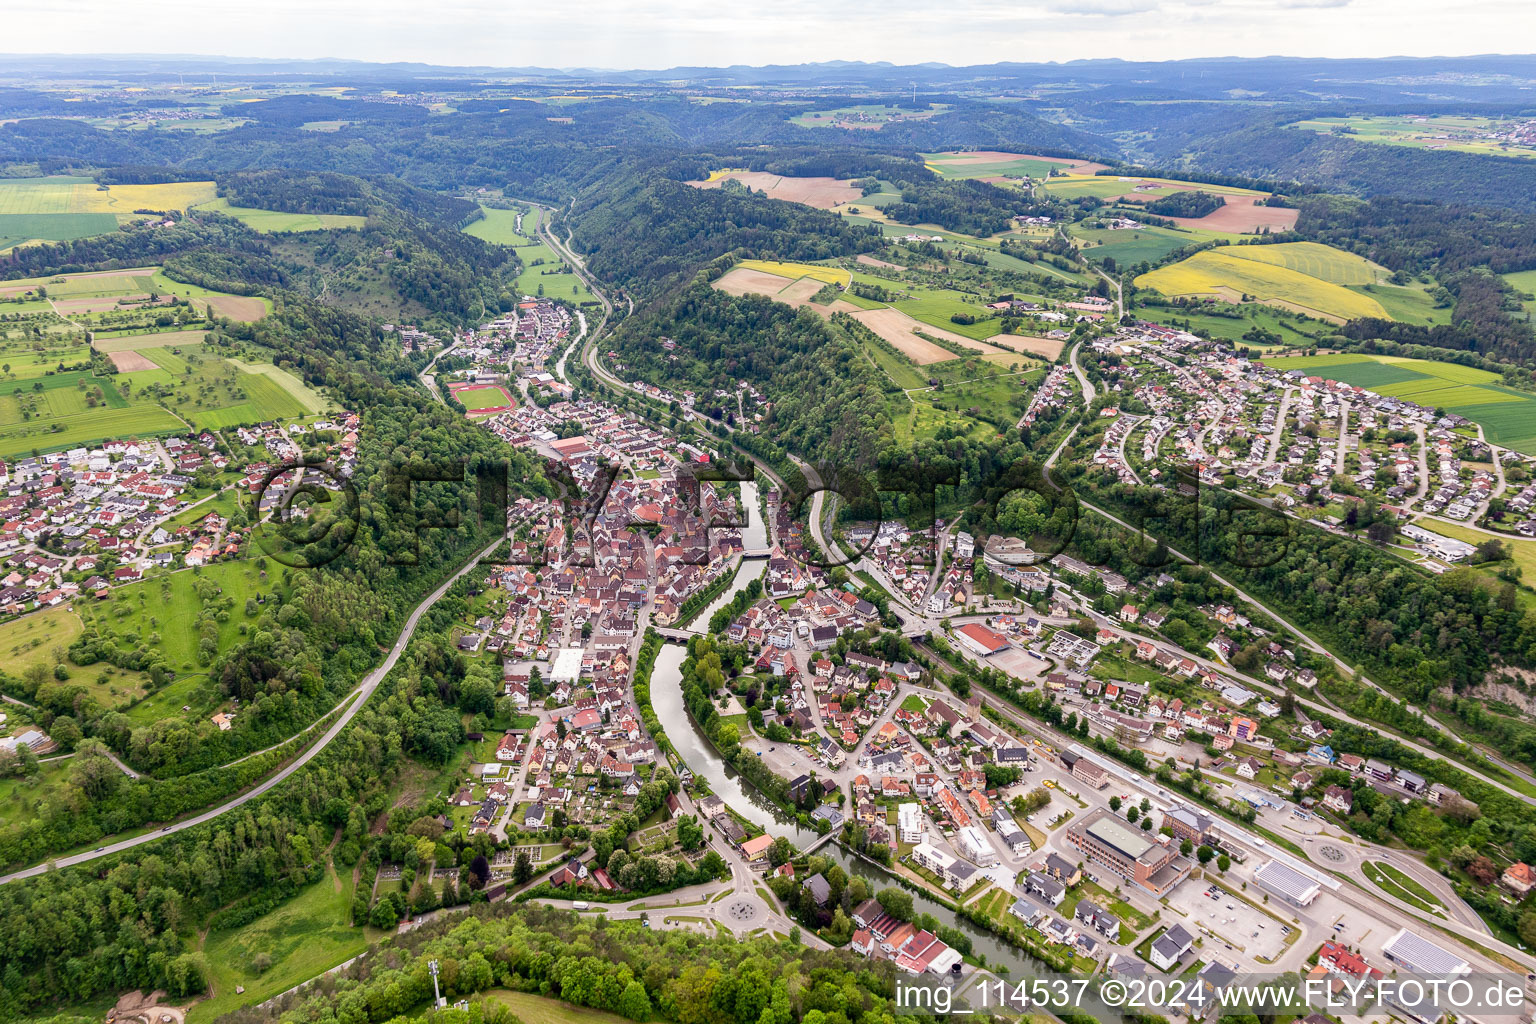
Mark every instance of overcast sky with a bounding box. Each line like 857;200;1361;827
4;0;1530;70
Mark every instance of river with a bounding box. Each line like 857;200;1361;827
684;482;770;632
648;641;1043;975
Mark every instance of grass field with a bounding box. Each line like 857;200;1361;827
462;206;529;245
124;348;324;430
82;560;270;672
194;197;365;233
513;241;585;301
0;759;72;834
227;358;332;415
1073;224;1203;266
1136;248;1390;323
894;367;1043;443
120;672;219;726
190;859;371;1024
1362;861;1445;916
1264;352;1536;452
482;989;636;1024
1045;174;1266;199
0;402;185;460
456;384;515;411
1504;269;1536;323
0;605;154;708
1135;306;1321;347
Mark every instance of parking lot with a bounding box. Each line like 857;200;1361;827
752;740;820;780
982;646;1049;681
1165;877;1293;963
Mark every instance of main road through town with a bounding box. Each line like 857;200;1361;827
0;535;505;885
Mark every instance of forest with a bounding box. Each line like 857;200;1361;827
227;902;902;1024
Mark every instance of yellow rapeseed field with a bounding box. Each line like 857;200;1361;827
1221;241;1384;286
1135;249;1388;322
0;180;217;216
738;259;850;286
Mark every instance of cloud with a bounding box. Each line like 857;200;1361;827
0;0;1513;68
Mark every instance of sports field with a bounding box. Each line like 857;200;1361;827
1136;248;1390;323
1265;353;1536;453
194;197;366;233
455;384;515;412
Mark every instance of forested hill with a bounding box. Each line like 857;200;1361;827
223;903;898;1024
610;271;896;471
0;172;521;328
568;176;882;296
0;199;550;869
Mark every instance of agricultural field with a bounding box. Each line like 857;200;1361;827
1221;241;1383;285
920;151;1097;180
193;197;366;233
0;379;185;461
1263;352;1536;453
686;170;862;210
0;266;270;323
1136;245;1413;323
462;205;531;245
0;306;324;456
1044;174;1266;200
109;344;327;430
0;177;218;250
1047;175;1299;233
1289;114;1536;159
1072;224;1205;266
714;259;1062;366
740;259;849;286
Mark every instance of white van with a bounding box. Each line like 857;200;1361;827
572;901;590;911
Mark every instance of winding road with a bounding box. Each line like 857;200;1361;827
0;535;504;885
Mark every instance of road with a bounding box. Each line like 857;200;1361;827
1067;340;1096;407
1413;424;1431;503
1334;401;1350;475
0;534;504;885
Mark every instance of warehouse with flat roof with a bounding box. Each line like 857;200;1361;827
1253;859;1323;907
1381;927;1470;976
